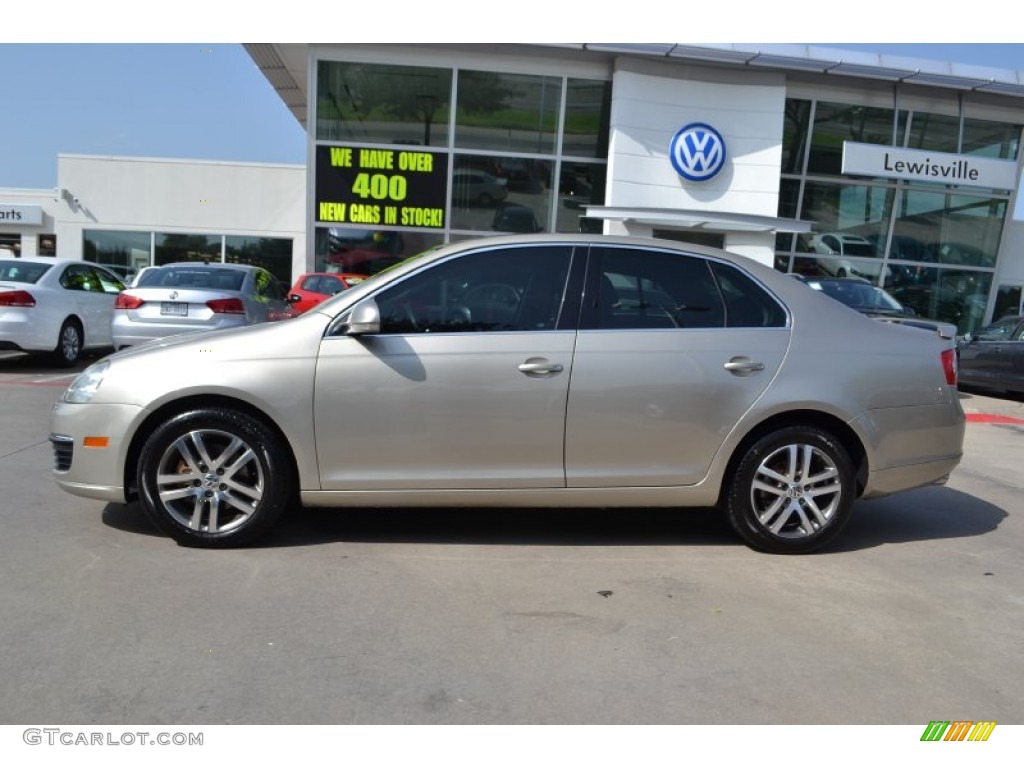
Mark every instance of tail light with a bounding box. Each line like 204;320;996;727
206;298;246;314
0;289;36;307
114;293;145;310
941;348;958;386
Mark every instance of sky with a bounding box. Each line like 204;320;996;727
3;6;1024;191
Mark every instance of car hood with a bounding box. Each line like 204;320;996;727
103;310;331;363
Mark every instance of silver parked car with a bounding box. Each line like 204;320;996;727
51;235;965;554
111;262;296;350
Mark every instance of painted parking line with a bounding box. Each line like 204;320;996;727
0;376;75;387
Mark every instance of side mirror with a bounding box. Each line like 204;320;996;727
344;298;381;336
288;294;302;304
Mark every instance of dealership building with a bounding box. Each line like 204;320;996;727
3;43;1024;334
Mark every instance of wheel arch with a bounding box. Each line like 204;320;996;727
718;409;868;506
123;393;301;502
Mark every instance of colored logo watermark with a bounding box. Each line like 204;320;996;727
921;721;996;741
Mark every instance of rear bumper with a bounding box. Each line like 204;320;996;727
853;401;965;498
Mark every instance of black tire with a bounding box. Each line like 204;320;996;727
137;407;294;548
724;425;855;554
52;319;83;367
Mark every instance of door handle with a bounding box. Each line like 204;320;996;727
724;357;765;375
518;358;563;377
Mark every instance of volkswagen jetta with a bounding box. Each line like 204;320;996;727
50;235;965;554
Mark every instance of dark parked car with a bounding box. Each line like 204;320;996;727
958;315;1024;395
492;203;543;233
796;276;957;339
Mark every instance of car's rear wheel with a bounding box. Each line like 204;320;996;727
137;407;293;548
724;425;855;554
52;319;83;367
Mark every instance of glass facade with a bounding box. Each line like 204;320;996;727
776;97;1021;334
313;58;612;274
84;231;294;285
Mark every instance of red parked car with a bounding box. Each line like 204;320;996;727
287;272;368;313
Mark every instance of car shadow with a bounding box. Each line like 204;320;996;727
101;484;1006;553
828;485;1007;553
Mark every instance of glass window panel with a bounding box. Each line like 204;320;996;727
450;153;553;233
375;245;572;333
906;111;960;153
154;233;220;266
83;229;151;271
781;99;811;175
455;71;561;154
316;61;452;147
891;189;1004;268
884;266;992;335
38;235;57;257
962;117;1022;160
314;227;443;276
798;182;894;260
993;284;1022;320
225;235;293;285
562;78;611;159
556;161;605;233
585;247;725;330
807;102;897;176
709;262;787;328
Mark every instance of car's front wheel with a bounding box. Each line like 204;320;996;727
137;407;294;548
724;425;855;554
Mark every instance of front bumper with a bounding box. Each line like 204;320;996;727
50;400;147;503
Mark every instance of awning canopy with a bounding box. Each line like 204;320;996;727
583;206;812;233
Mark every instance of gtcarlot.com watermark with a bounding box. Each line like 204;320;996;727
23;728;203;747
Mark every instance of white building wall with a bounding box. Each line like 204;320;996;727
55;155;306;277
604;58;787;263
0;189;64;257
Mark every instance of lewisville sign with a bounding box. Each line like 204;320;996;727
842;142;1018;190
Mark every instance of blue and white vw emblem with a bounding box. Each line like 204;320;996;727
670;122;727;182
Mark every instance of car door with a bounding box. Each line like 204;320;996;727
959;316;1021;387
313;243;580;490
59;264;122;347
564;245;791;487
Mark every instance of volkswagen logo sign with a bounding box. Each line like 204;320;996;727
670;123;727;182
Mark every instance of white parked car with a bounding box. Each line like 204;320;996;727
0;257;125;366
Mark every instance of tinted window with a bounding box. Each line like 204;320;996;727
60;264;107;293
139;267;245;292
710;262;788;328
0;260;50;284
375;246;572;334
584;247;725;330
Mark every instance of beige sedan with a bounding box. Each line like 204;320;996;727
50;234;965;554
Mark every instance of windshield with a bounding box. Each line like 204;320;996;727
809;280;905;312
0;260;51;284
138;266;245;292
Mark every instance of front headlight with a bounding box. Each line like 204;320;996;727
63;360;110;403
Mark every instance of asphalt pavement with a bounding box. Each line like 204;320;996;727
0;350;1021;728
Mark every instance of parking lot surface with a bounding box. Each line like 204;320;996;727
1;350;1022;725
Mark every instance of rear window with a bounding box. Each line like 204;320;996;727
138;267;245;292
0;260;51;284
